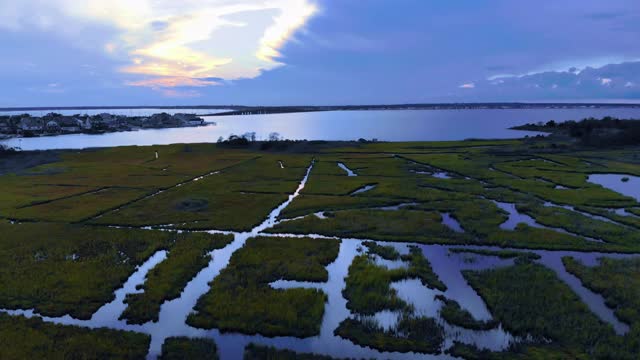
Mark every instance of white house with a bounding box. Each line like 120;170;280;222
45;120;61;132
174;113;204;126
18;118;44;132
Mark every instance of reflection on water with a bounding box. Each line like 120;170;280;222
433;172;452;179
350;184;375;195
613;208;640;218
535;251;633;335
2;158;640;358
493;200;603;242
543;201;630;227
92;250;168;325
377;202;419;211
3;238;637;359
442;213;465;233
7;108;640;150
372;254;408;270
588;174;640;202
337;162;357;176
493;201;543;231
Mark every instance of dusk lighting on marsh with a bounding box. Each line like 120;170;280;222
1;1;640;360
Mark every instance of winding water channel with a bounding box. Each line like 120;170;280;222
2;161;638;359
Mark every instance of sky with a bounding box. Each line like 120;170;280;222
0;0;639;106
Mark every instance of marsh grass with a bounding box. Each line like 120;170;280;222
363;240;400;260
463;261;615;352
563;257;640;359
243;343;344;360
121;232;233;324
342;254;411;315
0;222;172;319
435;295;498;330
0;313;150;359
159;337;218;360
334;314;444;354
187;236;339;337
448;248;541;260
343;245;445;315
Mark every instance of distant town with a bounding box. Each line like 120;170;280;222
0;112;209;139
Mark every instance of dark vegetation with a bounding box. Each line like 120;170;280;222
0;148;60;176
91;153;313;231
187;236;339;337
445;341;588;359
334;315;444;354
435;295;498;330
159;337;218;360
336;245;446;353
342;246;445;315
342;254;410;315
362;240;400;260
513;117;640;146
121;232;233;324
563;257;640;358
461;260;638;358
216;132;328;152
402;246;447;291
2;137;640;357
449;248;541;261
0;144;17;153
0;222;172;319
243;343;347;360
0;313;150;359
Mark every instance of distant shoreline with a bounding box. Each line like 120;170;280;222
2;102;640;115
0;112;211;141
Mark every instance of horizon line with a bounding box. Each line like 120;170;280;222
2;101;640;112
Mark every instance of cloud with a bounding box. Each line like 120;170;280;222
256;1;317;61
126;77;222;88
458;61;640;101
27;83;65;94
585;11;626;21
160;89;202;98
0;0;318;88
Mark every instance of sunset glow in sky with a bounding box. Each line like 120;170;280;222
0;0;639;105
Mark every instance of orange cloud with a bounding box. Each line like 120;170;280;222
3;1;319;88
160;88;202;98
126;77;221;87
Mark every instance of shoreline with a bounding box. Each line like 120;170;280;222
0;122;213;142
2;102;640;114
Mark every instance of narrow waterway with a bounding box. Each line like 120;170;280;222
2;160;639;359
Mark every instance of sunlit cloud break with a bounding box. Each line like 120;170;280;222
0;0;318;90
126;77;222;88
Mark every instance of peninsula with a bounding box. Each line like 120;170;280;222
0;112;209;139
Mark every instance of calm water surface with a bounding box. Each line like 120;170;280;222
588;174;640;202
5;108;640;150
